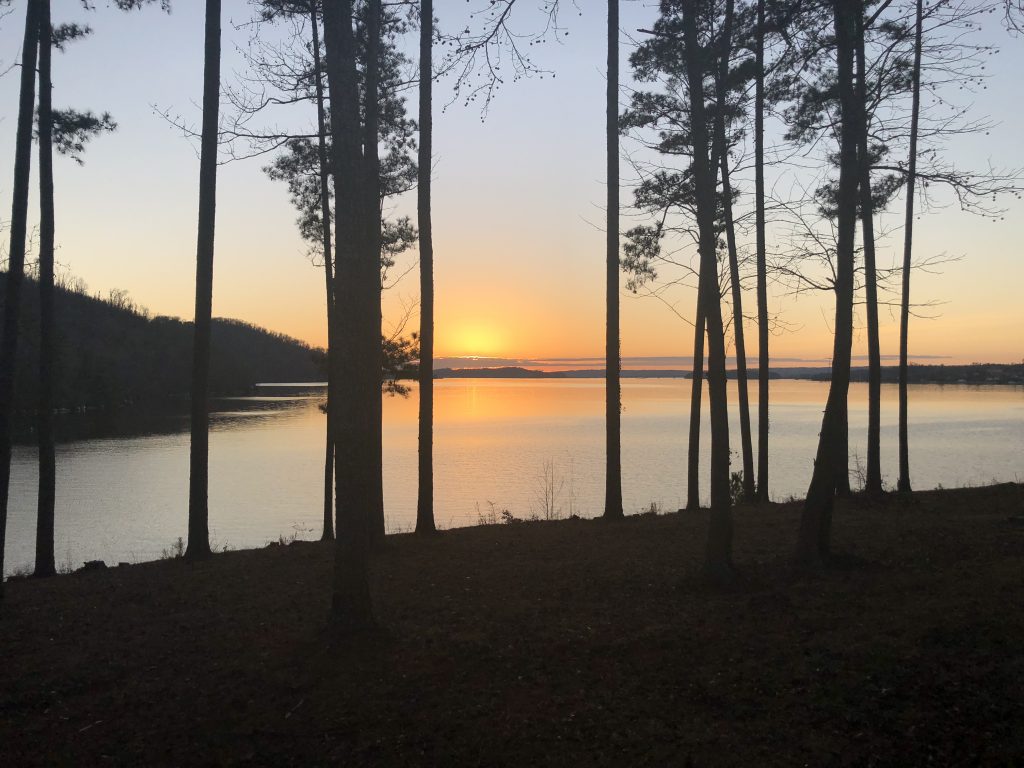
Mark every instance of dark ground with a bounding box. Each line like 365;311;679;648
2;484;1022;766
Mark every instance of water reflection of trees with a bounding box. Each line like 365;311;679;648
19;391;323;445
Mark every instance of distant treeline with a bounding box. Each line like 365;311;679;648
435;364;1024;385
1;272;322;413
821;364;1023;386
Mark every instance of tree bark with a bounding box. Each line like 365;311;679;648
416;0;437;534
754;0;770;503
796;0;859;566
898;0;922;494
604;0;624;520
34;0;56;578
834;394;851;498
713;0;754;502
855;8;882;497
0;0;41;598
322;427;334;539
681;2;734;581
310;2;335;541
186;0;221;561
686;302;705;512
323;0;375;630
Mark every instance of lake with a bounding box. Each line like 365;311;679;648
4;379;1023;574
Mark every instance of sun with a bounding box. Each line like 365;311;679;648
446;324;506;359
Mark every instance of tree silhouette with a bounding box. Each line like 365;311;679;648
627;0;740;572
186;0;221;562
711;0;754;502
855;5;882;497
604;0;624;520
753;0;769;502
679;0;736;581
309;0;335;541
796;0;858;566
363;0;386;548
34;0;57;578
414;0;573;531
415;0;437;534
777;0;1019;504
33;11;119;579
322;0;378;631
621;35;705;513
688;305;706;512
898;0;923;494
255;0;339;541
0;0;41;600
624;2;751;520
253;1;418;543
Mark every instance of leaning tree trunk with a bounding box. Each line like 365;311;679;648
796;0;859;566
712;0;754;502
754;0;770;503
0;0;41;598
186;0;221;561
323;0;375;630
856;9;882;497
682;1;734;582
34;0;57;578
719;152;754;502
415;0;437;534
604;0;624;519
310;1;335;541
898;0;923;494
686;301;705;511
365;0;386;547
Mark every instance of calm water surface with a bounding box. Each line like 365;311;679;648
5;379;1023;573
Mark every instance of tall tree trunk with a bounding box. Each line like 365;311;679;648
322;420;334;538
686;303;705;511
832;2;855;503
684;12;724;517
365;0;386;547
833;394;851;497
34;0;56;578
323;0;375;630
796;0;859;566
681;2;734;581
415;0;437;534
713;0;754;502
186;0;221;561
310;1;335;541
855;9;882;496
604;0;624;520
898;0;922;494
754;0;770;503
0;0;41;598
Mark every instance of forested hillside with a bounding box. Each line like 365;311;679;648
1;273;321;411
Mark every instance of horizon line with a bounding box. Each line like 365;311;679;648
433;354;959;370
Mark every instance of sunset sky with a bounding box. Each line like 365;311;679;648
1;0;1021;366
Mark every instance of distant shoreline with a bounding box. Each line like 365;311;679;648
257;362;1024;387
432;363;1024;385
